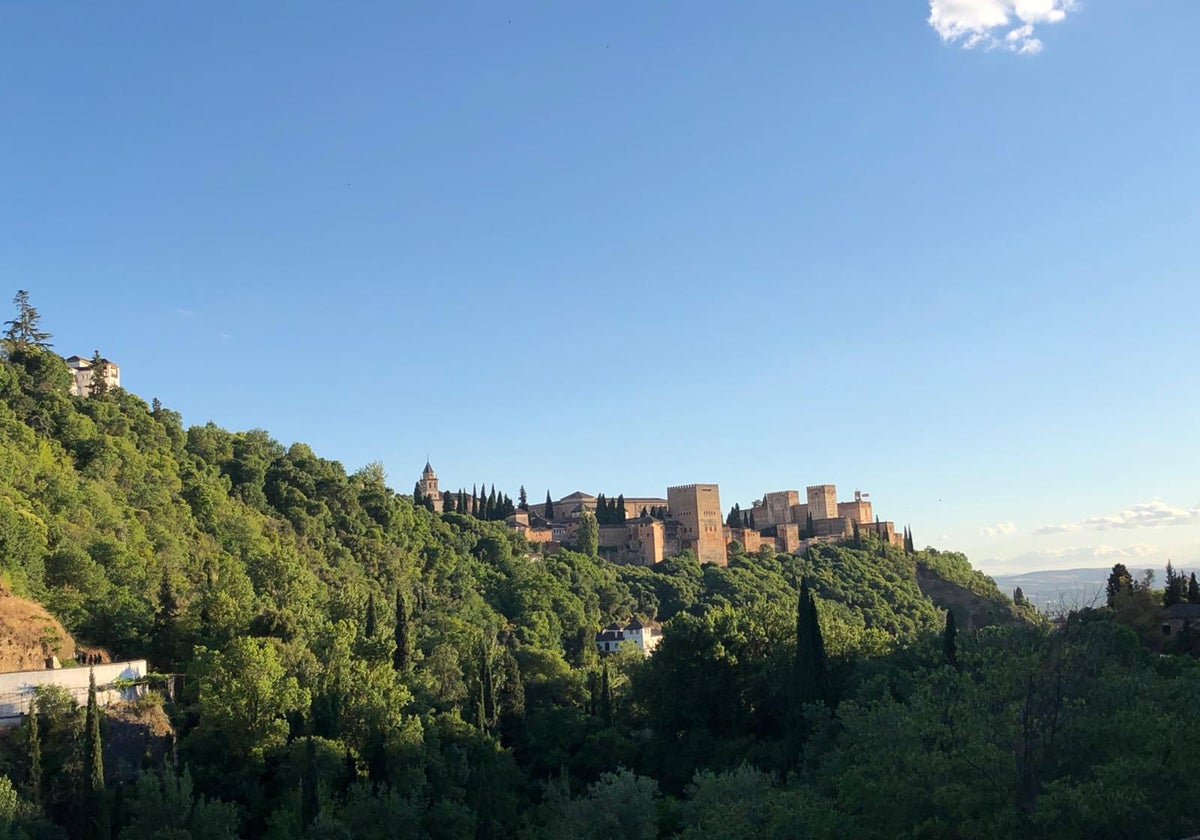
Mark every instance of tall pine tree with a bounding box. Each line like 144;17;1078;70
2;290;53;352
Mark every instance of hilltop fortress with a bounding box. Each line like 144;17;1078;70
418;463;901;567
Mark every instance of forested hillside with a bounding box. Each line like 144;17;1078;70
0;305;1197;838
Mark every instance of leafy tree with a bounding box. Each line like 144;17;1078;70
1106;563;1133;607
1013;586;1026;607
120;766;239;839
191;637;309;763
543;768;660;840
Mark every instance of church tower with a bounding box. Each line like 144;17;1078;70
419;461;443;512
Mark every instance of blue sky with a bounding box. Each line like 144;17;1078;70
2;2;1197;574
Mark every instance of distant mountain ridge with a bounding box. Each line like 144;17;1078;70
990;568;1109;613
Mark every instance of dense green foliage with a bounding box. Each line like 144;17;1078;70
0;311;1195;838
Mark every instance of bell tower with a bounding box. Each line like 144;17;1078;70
419;461;443;512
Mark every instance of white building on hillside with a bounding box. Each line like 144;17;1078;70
595;618;663;656
65;355;120;397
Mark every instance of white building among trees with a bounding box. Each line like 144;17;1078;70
65;355;120;397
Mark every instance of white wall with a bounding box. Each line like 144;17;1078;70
0;660;148;724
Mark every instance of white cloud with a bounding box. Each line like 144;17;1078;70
981;521;1017;537
928;0;1077;54
1036;501;1200;536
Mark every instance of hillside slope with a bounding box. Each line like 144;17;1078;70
0;583;75;671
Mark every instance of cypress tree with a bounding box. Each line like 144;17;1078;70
794;578;828;708
599;660;613;728
84;668;108;840
153;568;181;669
1164;562;1181;607
1189;573;1200;605
478;638;495;732
576;510;599;557
497;645;525;737
471;486;479;517
852;520;861;548
805;512;814;539
749;511;756;529
343;747;357;792
301;735;319;827
27;699;41;808
442;490;454;512
943;611;958;669
413;482;423;507
544;491;554;520
364;591;377;638
486;487;496;520
86;669;104;792
393;591;410;673
518;485;528;511
616;494;626;523
787;577;828;764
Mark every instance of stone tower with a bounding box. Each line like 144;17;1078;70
806;484;838;521
419;461;443;513
667;483;726;566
